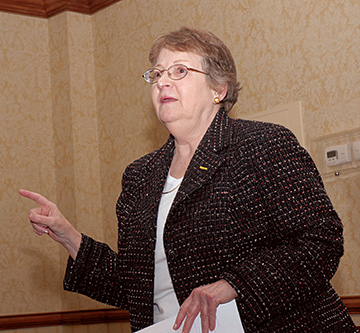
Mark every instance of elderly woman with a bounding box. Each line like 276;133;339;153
20;27;357;332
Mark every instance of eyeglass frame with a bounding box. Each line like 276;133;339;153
142;64;208;84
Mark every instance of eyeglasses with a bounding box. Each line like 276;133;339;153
142;64;208;84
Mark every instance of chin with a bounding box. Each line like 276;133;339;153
157;108;179;124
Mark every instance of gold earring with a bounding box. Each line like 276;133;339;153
214;97;220;104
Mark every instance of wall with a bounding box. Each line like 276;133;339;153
0;12;62;314
0;9;114;318
0;0;359;329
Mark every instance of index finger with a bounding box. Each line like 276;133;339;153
19;189;51;207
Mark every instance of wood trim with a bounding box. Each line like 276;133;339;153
0;0;122;18
0;308;130;330
0;297;358;330
342;296;360;314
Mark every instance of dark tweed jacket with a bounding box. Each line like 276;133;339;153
64;109;357;332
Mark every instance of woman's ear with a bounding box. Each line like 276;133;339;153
214;85;228;103
219;86;227;101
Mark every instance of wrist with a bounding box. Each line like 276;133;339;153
62;229;82;260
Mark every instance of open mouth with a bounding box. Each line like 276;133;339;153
160;96;177;103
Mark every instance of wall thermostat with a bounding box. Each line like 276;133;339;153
325;144;351;166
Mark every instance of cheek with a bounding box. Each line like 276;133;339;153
151;88;159;107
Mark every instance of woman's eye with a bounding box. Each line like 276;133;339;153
177;67;186;74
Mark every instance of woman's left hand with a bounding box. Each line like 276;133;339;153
173;279;237;333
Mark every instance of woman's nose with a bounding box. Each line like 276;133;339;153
157;71;172;88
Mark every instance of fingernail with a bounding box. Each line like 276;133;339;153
173;323;178;330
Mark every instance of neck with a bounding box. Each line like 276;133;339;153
168;112;217;178
168;147;192;179
169;108;218;149
166;107;220;178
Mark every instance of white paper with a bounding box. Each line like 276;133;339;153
137;300;244;333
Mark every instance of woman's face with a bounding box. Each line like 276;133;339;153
151;48;219;133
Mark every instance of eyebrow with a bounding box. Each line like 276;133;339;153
154;59;192;68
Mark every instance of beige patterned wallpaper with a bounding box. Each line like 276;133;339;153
0;12;63;315
0;0;359;323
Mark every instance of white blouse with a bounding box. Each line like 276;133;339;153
153;173;183;323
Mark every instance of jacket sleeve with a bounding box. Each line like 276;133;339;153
63;233;127;308
221;124;344;323
63;165;137;309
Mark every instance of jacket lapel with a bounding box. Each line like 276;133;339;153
173;109;233;206
137;109;234;235
134;139;174;242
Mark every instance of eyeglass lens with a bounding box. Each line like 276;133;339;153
145;65;188;84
